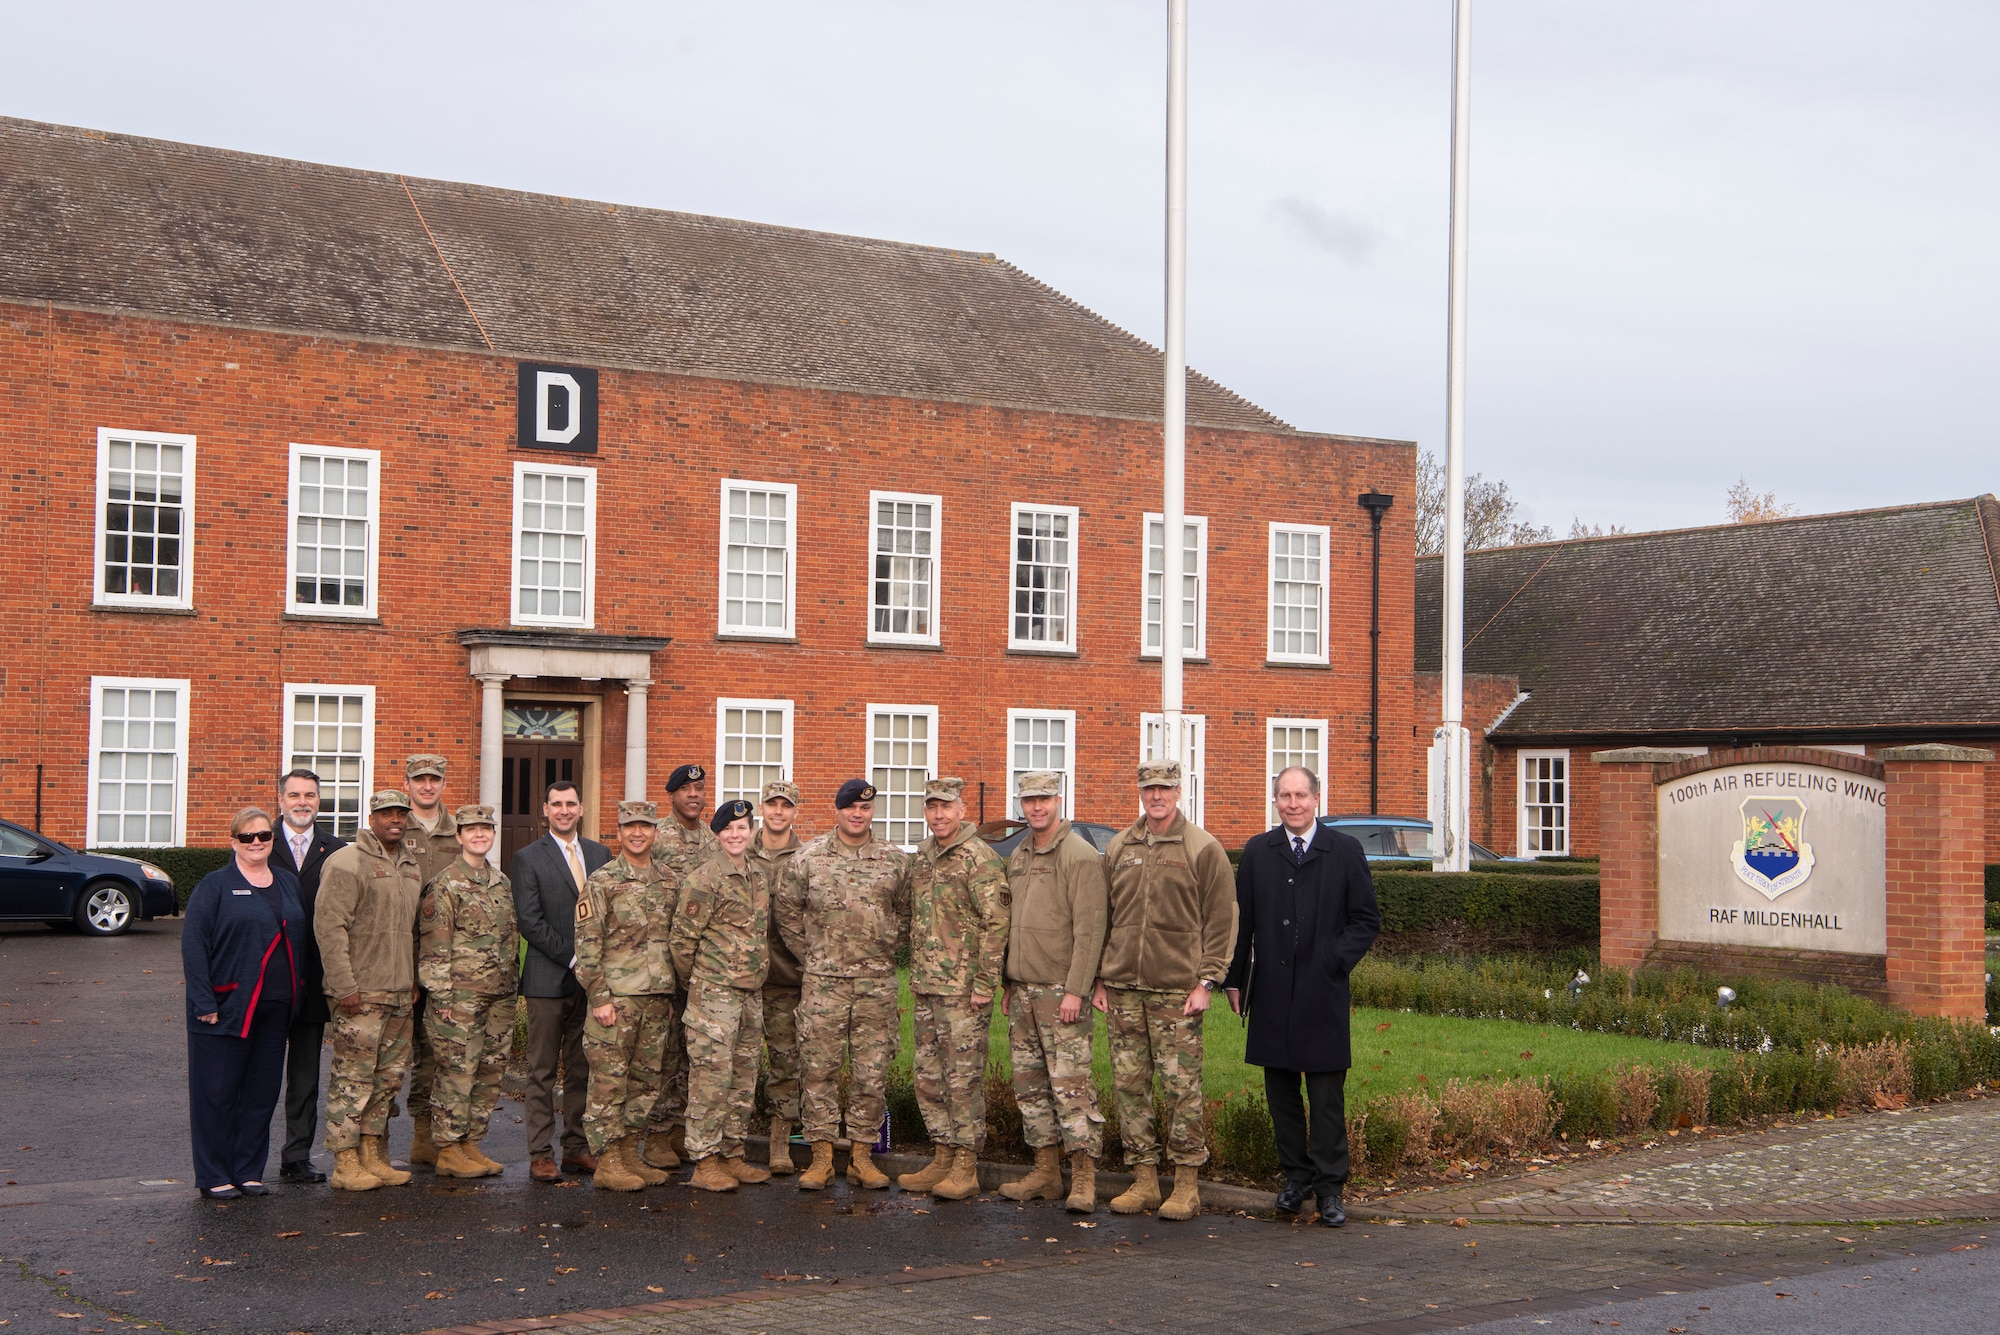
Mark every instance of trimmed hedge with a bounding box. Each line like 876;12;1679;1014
1987;864;2000;905
1374;869;1599;946
88;846;230;908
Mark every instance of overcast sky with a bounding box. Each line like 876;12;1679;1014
7;1;1993;533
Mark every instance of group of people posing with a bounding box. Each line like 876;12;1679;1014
181;753;1380;1226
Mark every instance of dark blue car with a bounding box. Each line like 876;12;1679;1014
0;819;178;935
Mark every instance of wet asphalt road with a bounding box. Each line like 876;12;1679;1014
0;919;1257;1334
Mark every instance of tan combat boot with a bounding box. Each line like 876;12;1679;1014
1157;1164;1201;1221
768;1117;796;1175
725;1155;772;1184
896;1144;953;1193
1064;1151;1097;1213
847;1141;891;1189
464;1139;504;1176
360;1134;411;1186
998;1145;1064;1201
627;1140;669;1186
592;1137;645;1192
932;1146;981;1201
433;1141;485;1179
407;1118;438;1167
689;1155;739;1192
799;1141;836;1190
329;1147;381;1191
641;1131;681;1170
1109;1163;1161;1214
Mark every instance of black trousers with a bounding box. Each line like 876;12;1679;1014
188;1002;291;1190
281;1019;325;1166
1264;1067;1349;1196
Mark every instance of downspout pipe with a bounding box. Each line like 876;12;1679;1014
1359;492;1394;814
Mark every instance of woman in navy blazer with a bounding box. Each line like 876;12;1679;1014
182;807;304;1199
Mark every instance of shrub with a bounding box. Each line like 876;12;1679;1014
1613;1063;1661;1132
1364;1102;1409;1171
88;846;231;907
1834;1039;1912;1109
981;1067;1028;1160
1372;871;1599;948
1658;1059;1712;1127
1551;1070;1618;1140
1987;864;2000;905
1209;1092;1281;1179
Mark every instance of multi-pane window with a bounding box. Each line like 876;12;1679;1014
868;705;938;848
719;481;796;637
1139;713;1207;826
1007;709;1076;818
284;686;374;838
87;677;188;847
94;429;195;609
716;698;793;811
512;462;596;627
1519;750;1571;856
869;491;940;645
287;445;379;617
1009;504;1079;651
1142;514;1207;658
1267;718;1328;826
1268;522;1330;664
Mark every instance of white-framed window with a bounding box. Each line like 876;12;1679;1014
1006;708;1076;819
715;698;793;811
1141;514;1207;658
1009;503;1080;652
93;428;195;610
1139;713;1207;826
86;676;188;847
1519;749;1571;856
1268;522;1330;664
868;490;941;646
1267;718;1328;827
867;704;939;848
512;462;597;628
719;480;797;638
283;685;375;839
286;444;380;618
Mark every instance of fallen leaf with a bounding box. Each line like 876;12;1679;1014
911;1208;930;1215
1950;1244;1982;1252
1074;1221;1097;1228
684;1253;698;1263
1451;1217;1469;1228
554;1267;578;1274
1300;1261;1317;1267
198;1257;233;1266
276;1231;302;1239
1045;1237;1059;1243
1836;1237;1855;1243
1519;1051;1534;1060
1375;1022;1391;1031
646;1285;663;1293
424;1291;446;1300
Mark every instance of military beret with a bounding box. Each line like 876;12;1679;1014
710;799;754;833
834;778;877;809
924;776;965;804
369;788;413;812
1015;770;1062;799
453;803;497;829
617;799;662;827
404;754;447;779
1137;759;1183;789
666;764;706;793
760;779;802;806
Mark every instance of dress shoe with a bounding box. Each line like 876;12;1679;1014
562;1150;599;1174
1274;1180;1310;1215
237;1181;271;1197
199;1185;242;1200
530;1157;563;1183
279;1161;327;1184
1315;1192;1346;1228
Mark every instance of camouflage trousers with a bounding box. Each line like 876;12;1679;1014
405;987;437;1120
1103;986;1208;1167
582;993;676;1154
682;978;764;1160
423;987;517;1146
911;992;993;1150
1006;983;1102;1157
797;974;899;1144
323;992;414;1152
643;1011;688;1135
761;985;803;1123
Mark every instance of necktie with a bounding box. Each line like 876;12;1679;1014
292;831;309;867
565;841;585;892
1292;835;1305;865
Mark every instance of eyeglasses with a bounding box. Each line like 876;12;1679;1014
234;830;276;845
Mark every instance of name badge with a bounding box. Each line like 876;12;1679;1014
232;888;253;896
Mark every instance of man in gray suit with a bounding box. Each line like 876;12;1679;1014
510;779;611;1183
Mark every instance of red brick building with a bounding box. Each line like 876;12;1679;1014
0;118;1419;862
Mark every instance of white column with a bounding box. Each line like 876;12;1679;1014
1436;0;1474;872
624;679;651;802
477;672;508;866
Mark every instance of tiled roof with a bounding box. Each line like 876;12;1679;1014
1416;497;2000;738
0;116;1289;431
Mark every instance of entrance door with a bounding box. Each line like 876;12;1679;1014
499;704;585;869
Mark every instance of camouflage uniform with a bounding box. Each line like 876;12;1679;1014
399;771;459;1128
647;817;719;1136
315;827;424;1152
775;830;912;1144
574;851;679;1154
908;819;1009;1151
750;828;806;1124
417;848;519;1148
670;851;770;1160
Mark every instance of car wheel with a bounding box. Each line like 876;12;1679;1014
75;881;135;936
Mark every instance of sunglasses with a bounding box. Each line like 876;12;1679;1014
234;830;276;845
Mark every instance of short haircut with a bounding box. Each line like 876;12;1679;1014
230;805;275;837
1272;765;1322;797
545;779;581;802
278;767;322;792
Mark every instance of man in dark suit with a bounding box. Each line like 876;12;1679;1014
1224;765;1380;1227
271;768;346;1184
511;779;611;1183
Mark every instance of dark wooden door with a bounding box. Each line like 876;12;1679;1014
500;741;583;869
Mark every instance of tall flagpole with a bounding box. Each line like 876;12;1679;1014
1162;0;1188;786
1435;0;1473;871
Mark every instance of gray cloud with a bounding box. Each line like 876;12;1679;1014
1270;195;1385;265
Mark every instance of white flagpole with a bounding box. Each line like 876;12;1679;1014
1436;0;1473;872
1162;0;1189;786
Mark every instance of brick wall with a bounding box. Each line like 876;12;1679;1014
0;302;1419;849
1412;671;1521;846
1881;746;1990;1019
